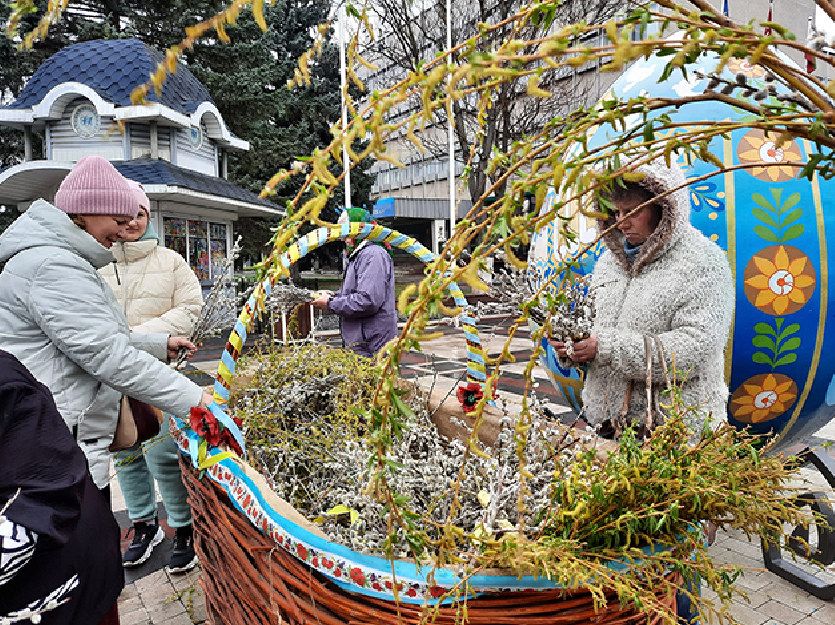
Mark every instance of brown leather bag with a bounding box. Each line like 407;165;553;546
109;396;164;452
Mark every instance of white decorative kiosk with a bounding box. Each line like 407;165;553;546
0;38;283;284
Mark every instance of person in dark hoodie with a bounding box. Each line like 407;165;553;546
0;350;123;625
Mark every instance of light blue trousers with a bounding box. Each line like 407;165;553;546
113;414;192;528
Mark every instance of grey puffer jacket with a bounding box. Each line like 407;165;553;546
327;240;397;358
0;200;204;488
574;160;734;432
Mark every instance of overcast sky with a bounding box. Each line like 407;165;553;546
817;6;835;38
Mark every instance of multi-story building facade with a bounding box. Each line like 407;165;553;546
358;0;821;253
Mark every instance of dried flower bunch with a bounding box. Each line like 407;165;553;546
231;342;378;490
478;264;596;357
232;342;613;553
266;281;317;314
230;342;809;554
175;237;244;369
228;342;814;623
479;264;536;319
530;274;596;358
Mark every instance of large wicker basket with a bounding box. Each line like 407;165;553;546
174;224;682;624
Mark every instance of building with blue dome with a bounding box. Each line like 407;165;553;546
0;38;283;284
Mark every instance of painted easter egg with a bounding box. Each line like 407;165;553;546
529;49;835;452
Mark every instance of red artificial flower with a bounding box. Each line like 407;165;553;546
457;382;484;413
297;544;308;560
312;557;319;567
350;568;366;586
221;427;243;456
322;558;333;569
406;588;417;597
189;406;221;446
372;582;382;591
429;586;446;598
334;568;342;578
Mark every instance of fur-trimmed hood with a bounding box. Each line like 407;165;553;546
595;159;691;276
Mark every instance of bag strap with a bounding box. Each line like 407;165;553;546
616;380;633;439
643;335;654;435
650;333;672;389
646;334;672;435
617;334;671;440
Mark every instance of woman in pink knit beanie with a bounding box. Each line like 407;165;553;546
0;155;214;624
54;154;139;248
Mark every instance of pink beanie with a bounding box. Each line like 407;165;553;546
127;180;150;213
54;155;138;218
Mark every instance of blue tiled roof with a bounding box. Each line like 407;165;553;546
112;159;279;209
3;39;213;115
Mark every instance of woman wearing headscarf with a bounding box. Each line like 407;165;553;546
0;155;213;495
549;159;734;436
0;350;122;625
99;182;203;574
311;207;397;357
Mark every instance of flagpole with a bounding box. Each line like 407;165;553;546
447;0;455;248
338;5;351;211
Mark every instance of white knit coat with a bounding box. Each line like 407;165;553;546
574;160;734;432
100;240;203;335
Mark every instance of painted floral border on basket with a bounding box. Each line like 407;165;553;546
170;416;679;605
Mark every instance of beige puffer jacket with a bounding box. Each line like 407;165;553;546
100;239;203;334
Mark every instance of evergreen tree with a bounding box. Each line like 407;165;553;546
186;0;373;260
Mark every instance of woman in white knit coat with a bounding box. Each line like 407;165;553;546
100;183;203;574
550;159;734;436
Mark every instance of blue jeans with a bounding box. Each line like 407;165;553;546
113;414;192;528
676;576;700;624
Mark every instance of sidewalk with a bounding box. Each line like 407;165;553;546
116;318;835;625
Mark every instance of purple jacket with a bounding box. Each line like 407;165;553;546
327;241;397;357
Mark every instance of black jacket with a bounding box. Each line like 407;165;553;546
0;350;123;623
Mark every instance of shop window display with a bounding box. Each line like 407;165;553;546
162;216;230;283
164;217;187;258
210;223;228;280
189;220;210;282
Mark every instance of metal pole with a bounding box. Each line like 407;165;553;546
446;0;455;243
339;6;352;210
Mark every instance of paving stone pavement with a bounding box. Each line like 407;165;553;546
116;319;835;624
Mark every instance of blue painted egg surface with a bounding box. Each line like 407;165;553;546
529;51;835;451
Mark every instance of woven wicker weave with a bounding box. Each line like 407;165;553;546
180;455;681;625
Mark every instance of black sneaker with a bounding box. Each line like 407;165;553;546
168;525;198;574
123;519;164;568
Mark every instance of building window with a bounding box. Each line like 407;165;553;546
163;216;230;283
